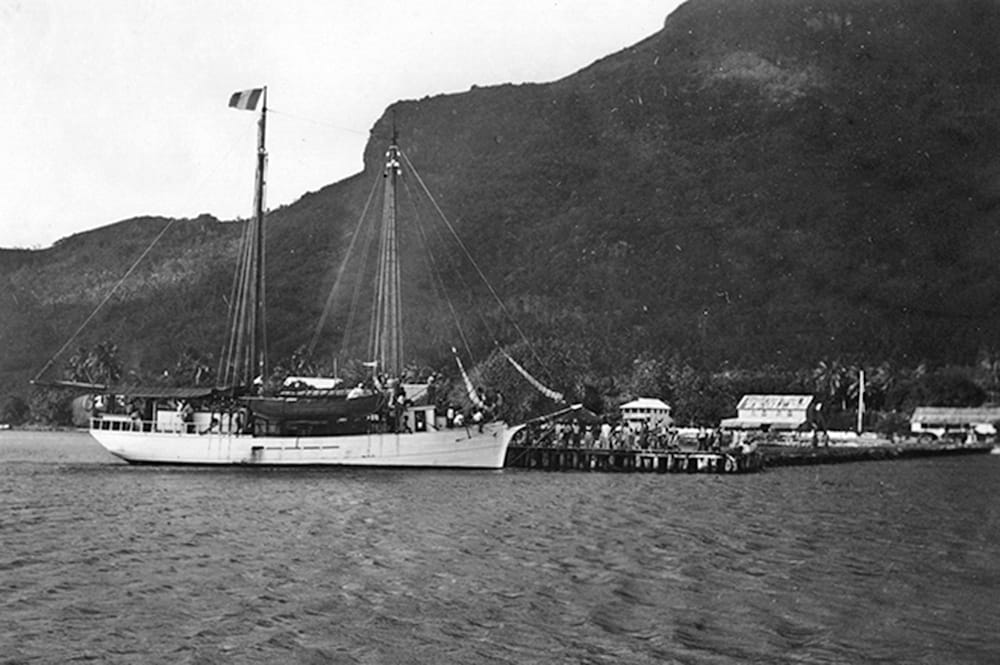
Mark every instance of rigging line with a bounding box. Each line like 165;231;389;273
368;179;393;366
308;172;381;357
399;148;555;380
390;172;403;374
236;218;257;380
340;177;382;361
266;108;368;137
400;176;454;340
236;227;255;384
259;214;268;381
369;219;384;365
407;175;494;361
219;217;254;385
400;176;476;362
32;218;179;383
373;172;400;372
225;220;256;387
36;122;253;386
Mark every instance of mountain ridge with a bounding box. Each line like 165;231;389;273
5;0;1000;411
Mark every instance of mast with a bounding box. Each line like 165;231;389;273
372;124;403;378
220;86;268;392
253;87;268;385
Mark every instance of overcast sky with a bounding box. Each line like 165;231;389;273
1;0;683;249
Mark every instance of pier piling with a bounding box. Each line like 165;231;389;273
504;446;764;474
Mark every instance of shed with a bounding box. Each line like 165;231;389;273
720;394;815;431
910;406;1000;439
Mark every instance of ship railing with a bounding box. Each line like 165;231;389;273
90;416;241;435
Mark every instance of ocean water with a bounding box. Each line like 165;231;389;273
2;431;998;664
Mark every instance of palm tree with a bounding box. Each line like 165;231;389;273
172;347;214;387
65;341;122;386
812;358;848;410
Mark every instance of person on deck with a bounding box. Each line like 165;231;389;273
179;400;194;433
394;391;407;432
599;421;612;448
128;400;142;430
201;416;221;435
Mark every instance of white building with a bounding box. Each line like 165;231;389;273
910;406;1000;442
720;394;815;432
619;397;673;430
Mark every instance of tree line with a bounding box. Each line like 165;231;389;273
5;340;992;435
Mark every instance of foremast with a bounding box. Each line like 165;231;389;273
371;127;403;378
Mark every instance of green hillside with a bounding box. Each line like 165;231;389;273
5;0;1000;422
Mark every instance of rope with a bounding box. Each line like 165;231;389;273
36;124;249;386
219;219;246;385
308;173;381;356
266;108;368;137
218;217;249;383
500;347;564;402
258;157;269;382
340;178;382;361
33;218;178;383
399;149;556;382
400;175;476;362
452;346;487;409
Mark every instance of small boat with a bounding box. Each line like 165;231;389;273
84;88;549;467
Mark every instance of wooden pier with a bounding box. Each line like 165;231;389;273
503;442;993;473
503;446;764;474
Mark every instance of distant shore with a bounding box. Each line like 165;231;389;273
760;441;994;467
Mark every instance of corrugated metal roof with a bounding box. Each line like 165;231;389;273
911;406;1000;425
736;394;813;410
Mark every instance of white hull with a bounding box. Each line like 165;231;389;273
91;421;521;468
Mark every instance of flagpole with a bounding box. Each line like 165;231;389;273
857;369;865;434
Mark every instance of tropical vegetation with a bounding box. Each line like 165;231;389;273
3;0;1000;429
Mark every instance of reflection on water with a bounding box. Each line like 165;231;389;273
2;431;999;664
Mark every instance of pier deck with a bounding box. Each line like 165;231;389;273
503;446;764;474
503;442;994;474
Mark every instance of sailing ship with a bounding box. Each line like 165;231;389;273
84;87;553;467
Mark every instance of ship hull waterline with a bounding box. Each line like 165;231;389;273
90;422;521;468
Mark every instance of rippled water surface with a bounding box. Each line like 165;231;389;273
2;431;999;664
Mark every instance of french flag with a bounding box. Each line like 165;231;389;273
228;88;264;111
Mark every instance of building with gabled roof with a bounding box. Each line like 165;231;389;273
619;397;672;430
720;394;816;431
910;406;1000;441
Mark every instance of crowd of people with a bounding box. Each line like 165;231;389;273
518;419;757;454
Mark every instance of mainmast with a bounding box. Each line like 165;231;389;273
221;86;268;391
371;124;404;378
252;87;268;384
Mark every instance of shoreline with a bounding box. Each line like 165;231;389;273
760;442;994;467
